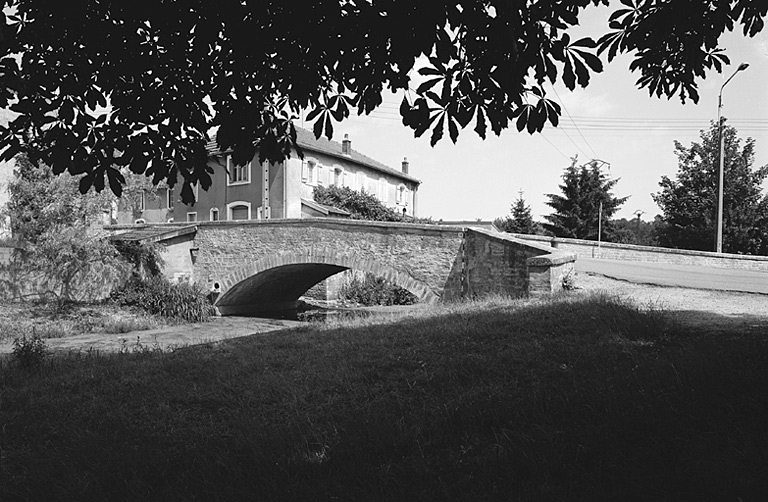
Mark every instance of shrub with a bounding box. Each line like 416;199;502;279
113;240;165;278
110;276;215;323
11;332;48;368
339;273;417;306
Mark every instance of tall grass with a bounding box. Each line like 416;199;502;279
1;291;767;501
0;302;162;342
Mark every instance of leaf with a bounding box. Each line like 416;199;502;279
474;107;486;140
79;173;93;194
312;112;325;139
323;114;333;140
416;78;442;94
562;58;576;90
306;106;324;122
418;67;443;77
0;141;21;163
430;113;445;147
106;166;125;197
448;116;459;143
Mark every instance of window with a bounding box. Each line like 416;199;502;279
227;201;251;220
186;212;197;222
166;187;174;210
210;208;220;221
396;184;407;205
333;167;343;186
227;155;251;185
139;190;146;212
301;159;325;186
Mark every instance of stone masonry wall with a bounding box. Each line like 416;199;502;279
462;229;576;298
192;219;465;301
511;234;768;272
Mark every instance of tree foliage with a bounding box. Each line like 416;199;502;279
313;185;407;222
1;154;144;303
0;0;763;202
652;122;768;254
544;159;628;240
5;154;113;243
495;191;543;235
609;216;660;247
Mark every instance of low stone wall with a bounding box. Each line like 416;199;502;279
510;233;768;272
464;229;576;297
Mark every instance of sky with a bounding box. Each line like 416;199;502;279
322;6;768;223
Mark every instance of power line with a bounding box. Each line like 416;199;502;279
539;132;570;161
549;85;601;160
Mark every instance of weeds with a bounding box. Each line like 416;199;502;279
11;332;47;368
0;301;163;342
110;276;216;322
338;272;418;306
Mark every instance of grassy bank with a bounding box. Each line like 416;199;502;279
1;292;767;501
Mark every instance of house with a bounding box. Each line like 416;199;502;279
0;157;12;238
165;127;421;223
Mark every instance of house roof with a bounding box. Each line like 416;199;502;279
206;126;421;185
300;198;351;217
108;225;197;243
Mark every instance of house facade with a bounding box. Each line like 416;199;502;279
0;158;12;237
168;128;420;223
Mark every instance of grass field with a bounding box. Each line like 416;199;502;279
1;292;767;501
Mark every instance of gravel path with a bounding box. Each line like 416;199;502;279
577;271;768;333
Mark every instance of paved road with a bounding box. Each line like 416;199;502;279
577;257;768;295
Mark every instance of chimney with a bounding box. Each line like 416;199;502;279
401;156;409;175
342;134;351;155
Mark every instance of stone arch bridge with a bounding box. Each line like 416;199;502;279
108;219;575;316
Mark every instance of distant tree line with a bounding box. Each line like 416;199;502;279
497;123;768;255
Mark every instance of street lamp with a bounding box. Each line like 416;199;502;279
715;62;749;253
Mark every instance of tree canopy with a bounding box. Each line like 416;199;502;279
653;122;768;254
0;0;764;202
544;158;628;239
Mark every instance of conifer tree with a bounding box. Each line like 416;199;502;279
544;158;628;240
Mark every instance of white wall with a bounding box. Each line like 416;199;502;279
0;158;13;238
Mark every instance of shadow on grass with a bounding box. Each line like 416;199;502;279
1;292;767;501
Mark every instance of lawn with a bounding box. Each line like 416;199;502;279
1;292;767;501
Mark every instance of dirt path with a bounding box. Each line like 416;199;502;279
577;272;768;334
0;316;304;355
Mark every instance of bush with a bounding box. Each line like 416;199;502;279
11;332;48;368
339;273;417;306
113;240;165;278
110;276;216;323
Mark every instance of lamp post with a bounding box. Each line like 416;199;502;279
715;62;749;253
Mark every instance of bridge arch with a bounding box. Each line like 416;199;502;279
213;248;438;315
